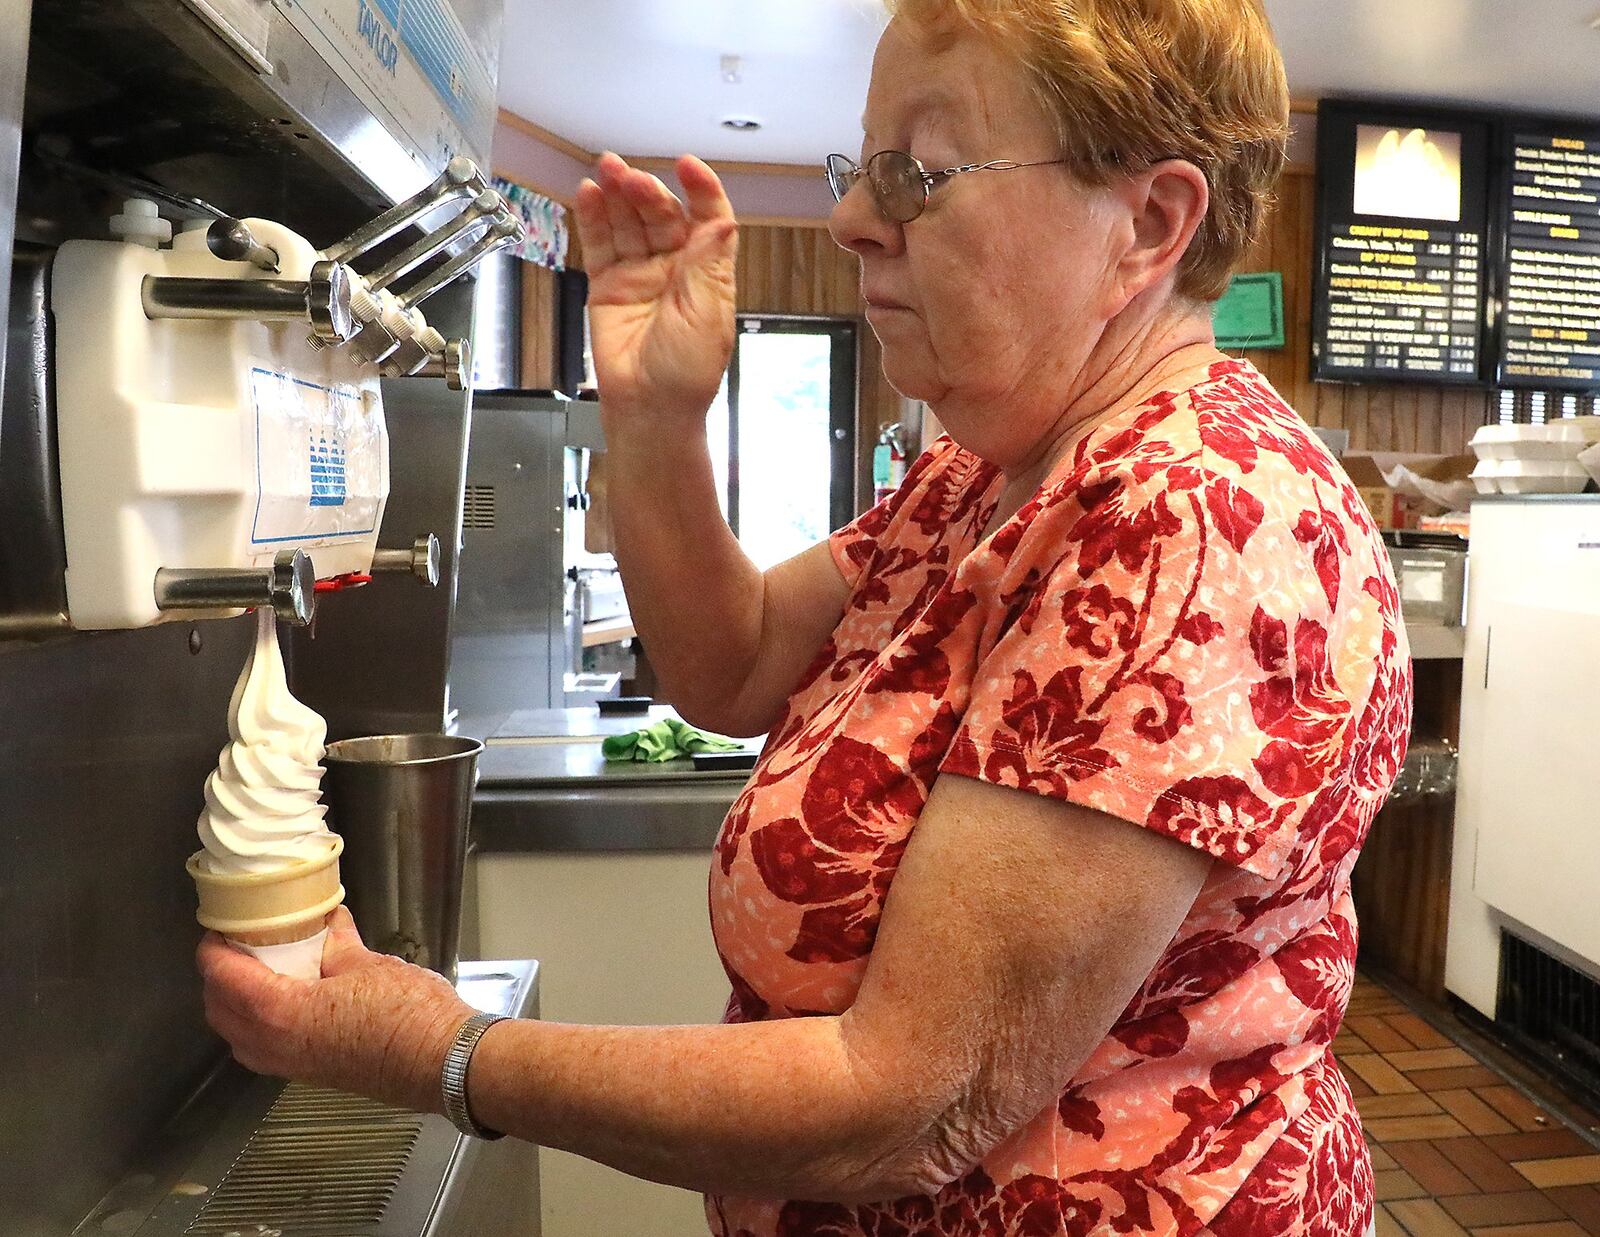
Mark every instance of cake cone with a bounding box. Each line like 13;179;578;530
188;834;346;972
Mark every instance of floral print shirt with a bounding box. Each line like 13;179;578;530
705;359;1412;1237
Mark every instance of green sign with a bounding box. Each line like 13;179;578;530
1213;271;1285;350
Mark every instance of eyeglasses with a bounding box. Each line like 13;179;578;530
825;149;1072;224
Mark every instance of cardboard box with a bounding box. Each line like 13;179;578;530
1342;455;1400;529
1340;454;1475;530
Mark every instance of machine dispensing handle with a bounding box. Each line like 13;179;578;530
393;215;523;311
323;156;490;266
370;534;441;587
363;191;501;294
142;260;356;343
153;549;317;626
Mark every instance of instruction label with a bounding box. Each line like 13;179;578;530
250;368;385;546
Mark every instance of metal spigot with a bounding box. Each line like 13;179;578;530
206;218;280;272
153;549;317;626
384;337;471;389
370;534;441;587
142;259;356;343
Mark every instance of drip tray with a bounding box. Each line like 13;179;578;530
183;1084;424;1235
77;963;541;1237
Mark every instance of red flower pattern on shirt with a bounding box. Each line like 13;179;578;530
706;361;1409;1236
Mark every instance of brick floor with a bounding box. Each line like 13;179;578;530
1345;974;1600;1237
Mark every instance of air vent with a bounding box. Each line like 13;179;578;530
184;1083;422;1235
1497;932;1600;1108
463;484;497;530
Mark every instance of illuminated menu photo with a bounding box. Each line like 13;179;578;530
1496;127;1600;390
1313;104;1491;386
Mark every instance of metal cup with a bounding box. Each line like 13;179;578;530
321;733;484;982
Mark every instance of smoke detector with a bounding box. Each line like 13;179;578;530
721;116;762;132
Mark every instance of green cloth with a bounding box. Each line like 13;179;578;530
601;718;742;764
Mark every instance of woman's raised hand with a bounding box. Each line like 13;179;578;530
574;153;739;427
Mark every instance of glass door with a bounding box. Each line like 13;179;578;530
706;317;858;570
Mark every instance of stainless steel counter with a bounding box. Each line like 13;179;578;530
463;707;754;853
77;961;541;1237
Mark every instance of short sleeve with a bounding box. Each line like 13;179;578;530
939;463;1381;881
828;436;961;591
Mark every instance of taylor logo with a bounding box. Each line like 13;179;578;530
356;0;400;76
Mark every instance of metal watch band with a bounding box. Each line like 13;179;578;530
441;1011;508;1140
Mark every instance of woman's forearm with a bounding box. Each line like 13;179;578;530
603;425;768;732
466;1014;946;1203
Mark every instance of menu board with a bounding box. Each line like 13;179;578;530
1496;129;1600;390
1313;105;1491;386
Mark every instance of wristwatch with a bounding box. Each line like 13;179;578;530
441;1011;507;1140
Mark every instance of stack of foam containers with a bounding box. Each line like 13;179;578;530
1470;419;1600;495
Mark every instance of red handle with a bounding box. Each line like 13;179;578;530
314;572;373;593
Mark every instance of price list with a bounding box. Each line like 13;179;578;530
1500;133;1600;387
1319;223;1483;379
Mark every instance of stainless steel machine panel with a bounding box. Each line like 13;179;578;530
453;393;571;715
0;617;256;1235
289;370;475;742
0;0;511;1229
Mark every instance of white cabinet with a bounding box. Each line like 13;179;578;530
1446;497;1600;1016
472;851;731;1237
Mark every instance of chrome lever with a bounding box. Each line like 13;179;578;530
363;191;501;293
394;215;523;310
324;156;490;265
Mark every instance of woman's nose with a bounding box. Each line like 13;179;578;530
827;179;904;258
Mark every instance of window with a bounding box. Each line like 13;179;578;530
706;317;859;570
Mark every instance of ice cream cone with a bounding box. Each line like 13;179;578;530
187;834;345;977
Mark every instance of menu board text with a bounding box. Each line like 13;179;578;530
1320;223;1482;378
1500;133;1600;387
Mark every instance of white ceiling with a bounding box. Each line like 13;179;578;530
496;0;1600;166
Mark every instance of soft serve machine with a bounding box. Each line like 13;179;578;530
0;2;540;1232
46;156;512;634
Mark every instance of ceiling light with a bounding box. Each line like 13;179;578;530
721;116;762;132
721;54;743;84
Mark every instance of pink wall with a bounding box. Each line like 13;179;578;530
491;121;592;203
491;117;836;223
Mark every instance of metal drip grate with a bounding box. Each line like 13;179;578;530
184;1083;422;1235
462;485;497;530
1497;932;1600;1108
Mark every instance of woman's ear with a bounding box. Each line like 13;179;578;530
1106;160;1210;313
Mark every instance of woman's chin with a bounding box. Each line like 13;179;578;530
875;347;945;405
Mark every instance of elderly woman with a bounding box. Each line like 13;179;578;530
199;1;1411;1233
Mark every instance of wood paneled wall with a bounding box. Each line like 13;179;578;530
518;261;559;391
1234;171;1491;456
735;225;897;511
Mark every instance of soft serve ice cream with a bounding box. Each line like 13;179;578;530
198;607;336;873
188;607;345;979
